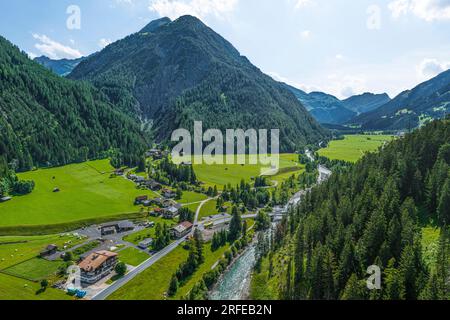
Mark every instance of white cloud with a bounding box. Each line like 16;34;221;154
148;0;239;20
417;58;450;79
98;38;112;48
294;0;313;9
26;52;38;59
335;54;344;60
388;0;450;22
300;30;311;39
32;34;82;59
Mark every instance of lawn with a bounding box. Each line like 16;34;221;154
0;273;70;300
198;200;220;220
0;234;84;270
178;191;208;204
0;160;159;230
118;247;150;267
108;242;230;300
176;154;302;189
108;245;189;300
2;258;66;281
123;228;157;246
318;135;394;163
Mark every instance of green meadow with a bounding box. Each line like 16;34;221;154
0;273;70;300
108;243;230;300
318;135;394;163
118;247;150;267
0;160;159;230
0;234;84;270
2;258;66;282
185;154;303;189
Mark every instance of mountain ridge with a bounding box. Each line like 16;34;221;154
0;36;148;171
349;69;450;130
69;15;330;151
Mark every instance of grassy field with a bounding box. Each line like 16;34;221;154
173;244;230;299
118;247;150;267
108;245;189;300
318;135;394;163
0;234;84;270
2;258;66;281
178;191;208;204
108;242;229;300
0;273;70;300
178;154;302;189
0;160;160;230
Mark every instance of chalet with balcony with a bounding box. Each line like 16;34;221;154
78;251;118;284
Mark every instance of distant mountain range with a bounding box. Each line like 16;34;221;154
349;69;450;130
34;55;86;76
283;83;390;125
342;92;391;115
68;16;329;152
29;15;450;134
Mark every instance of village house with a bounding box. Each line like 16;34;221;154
163;206;180;219
143;180;162;191
134;195;148;205
138;238;153;250
114;168;124;176
171;221;193;239
40;244;58;257
117;221;135;233
78;250;118;284
100;221;135;236
150;207;163;217
142;200;152;207
145;148;161;158
151;197;164;206
162;188;177;199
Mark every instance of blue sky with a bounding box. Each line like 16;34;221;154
1;0;449;98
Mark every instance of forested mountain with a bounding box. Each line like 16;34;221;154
34;55;86;76
283;84;357;125
0;36;148;173
261;117;450;300
350;70;450;130
343;92;391;115
69;16;329;152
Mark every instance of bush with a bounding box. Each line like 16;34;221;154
115;262;127;276
13;180;35;195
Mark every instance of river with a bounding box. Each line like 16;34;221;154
209;244;257;300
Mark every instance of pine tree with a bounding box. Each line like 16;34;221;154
437;178;450;226
228;206;242;241
383;259;405;300
168;275;179;296
341;274;367;300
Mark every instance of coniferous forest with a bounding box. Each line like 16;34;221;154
0;36;148;174
267;118;450;300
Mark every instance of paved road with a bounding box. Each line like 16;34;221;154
91;235;188;300
91;197;213;300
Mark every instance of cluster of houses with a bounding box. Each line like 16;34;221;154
145;148;167;160
134;190;181;219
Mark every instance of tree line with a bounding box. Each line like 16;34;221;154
257;118;450;300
